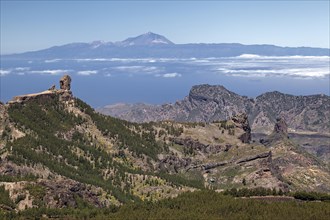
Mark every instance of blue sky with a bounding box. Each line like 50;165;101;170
1;0;329;54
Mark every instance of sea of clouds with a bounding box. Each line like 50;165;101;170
1;55;328;79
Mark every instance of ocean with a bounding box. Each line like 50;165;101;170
1;55;329;107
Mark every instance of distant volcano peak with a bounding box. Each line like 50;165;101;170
119;32;174;46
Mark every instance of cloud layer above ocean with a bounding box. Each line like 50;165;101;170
1;55;328;79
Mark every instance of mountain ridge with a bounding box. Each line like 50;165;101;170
2;32;329;58
98;84;330;134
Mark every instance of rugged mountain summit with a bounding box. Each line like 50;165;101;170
0;76;329;213
99;84;330;134
118;32;174;46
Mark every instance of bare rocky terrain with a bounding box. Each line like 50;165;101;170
98;84;330;134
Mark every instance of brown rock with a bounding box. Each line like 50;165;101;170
60;75;71;91
274;118;288;137
48;84;56;91
232;113;251;143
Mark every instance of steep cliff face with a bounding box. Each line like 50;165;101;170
173;85;252;122
251;92;330;133
99;85;330;134
98;85;252;123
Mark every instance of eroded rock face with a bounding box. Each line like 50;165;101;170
99;85;330;133
60;75;71;91
158;154;192;173
171;137;223;154
58;75;73;103
8;91;57;104
39;179;106;209
8;75;74;105
260;117;289;146
273;118;288;137
232;113;251;143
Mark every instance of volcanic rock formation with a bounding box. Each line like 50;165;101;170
60;75;71;91
98;84;330;134
8;75;73;104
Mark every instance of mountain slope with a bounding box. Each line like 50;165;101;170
0;76;329;212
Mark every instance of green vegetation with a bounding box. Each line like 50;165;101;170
224;187;285;197
0;186;15;210
292;191;330;201
224;187;330;202
25;184;46;207
4;96;199;205
1;125;12;141
0;174;38;182
158;122;184;137
7;98;140;203
2;92;330;219
1;190;329;219
75;98;164;159
156;171;204;189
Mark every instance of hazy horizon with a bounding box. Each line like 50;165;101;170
1;1;329;54
1;31;330;56
1;1;329;107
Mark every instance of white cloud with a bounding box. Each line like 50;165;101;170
76;58;108;62
205;55;330;79
113;66;160;74
0;69;11;76
45;59;61;63
218;67;329;78
104;73;112;77
236;54;261;59
162;72;182;78
15;67;30;71
235;54;330;60
77;70;98;76
30;69;70;75
114;66;145;71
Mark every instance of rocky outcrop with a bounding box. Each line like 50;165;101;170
259;118;289;146
171;137;223;154
273;118;288;137
8;75;73;105
158;154;193;173
60;75;71;91
252;91;329;133
200;161;229;170
232;113;251;143
58;75;73;102
8;91;57;104
99;85;330;134
48;85;56;91
236;151;271;164
40;179;106;209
